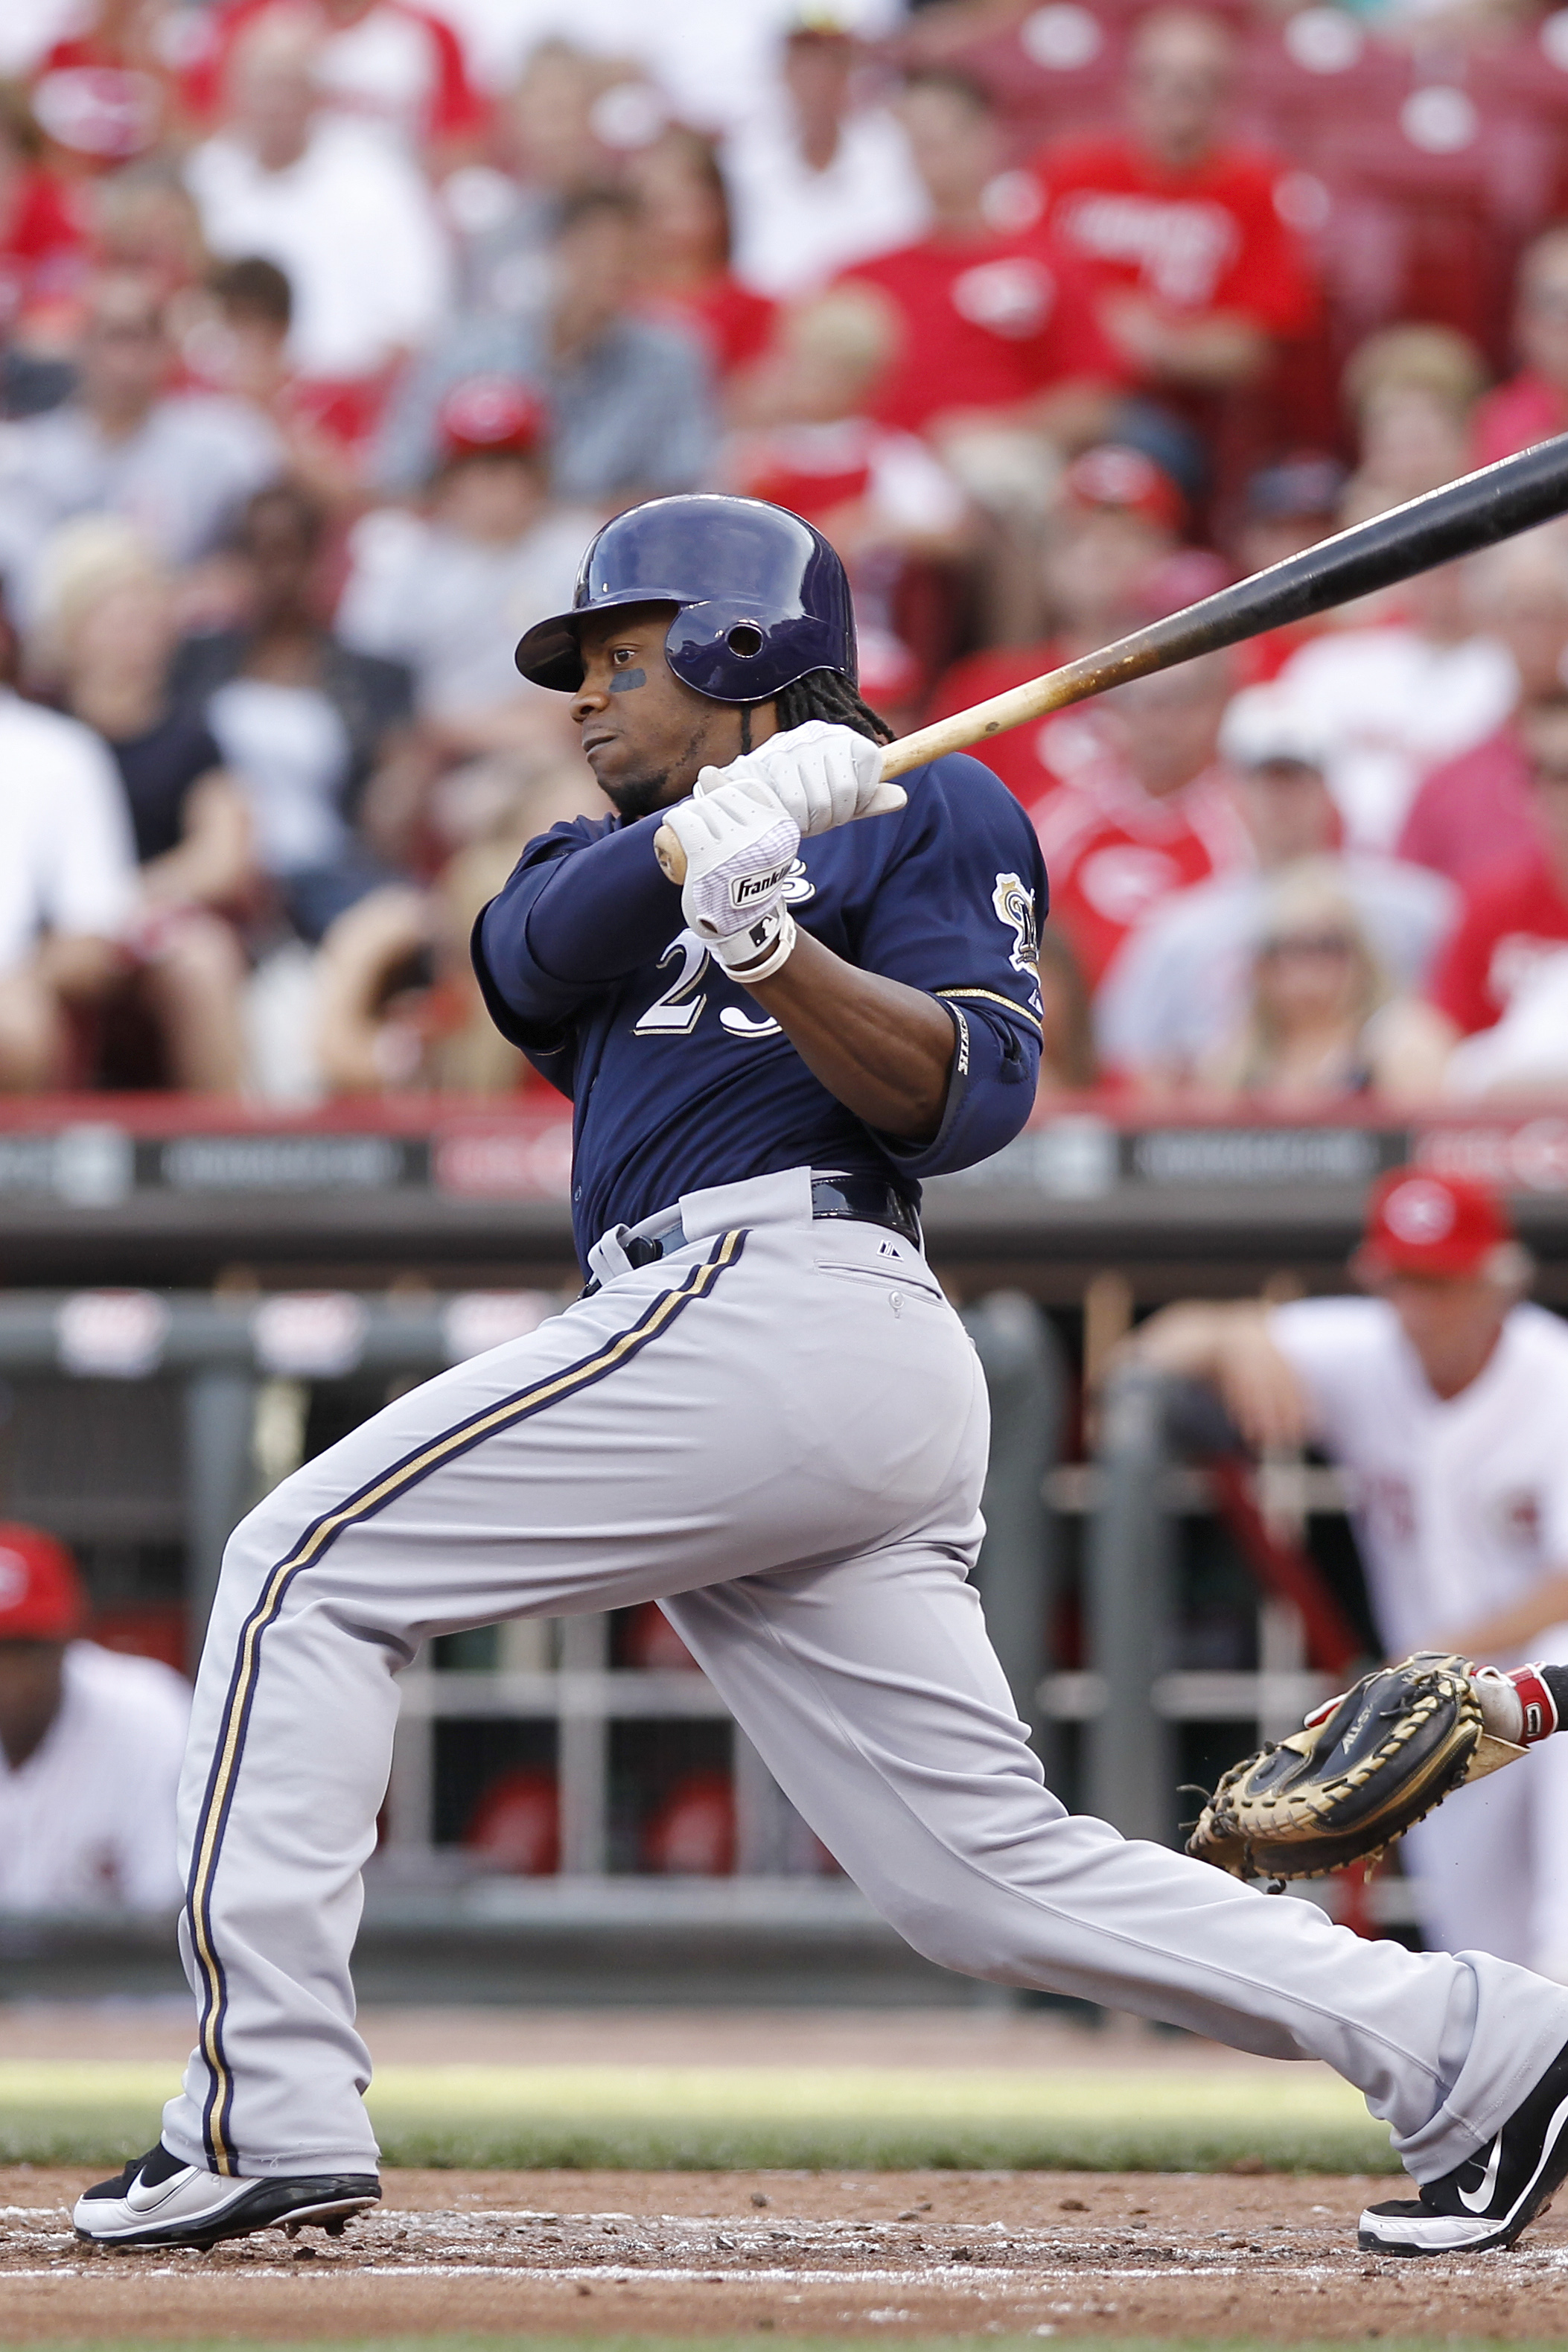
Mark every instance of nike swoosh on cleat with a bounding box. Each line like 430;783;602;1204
125;2169;199;2214
1456;2133;1504;2213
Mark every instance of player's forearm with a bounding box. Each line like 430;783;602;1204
1124;1301;1313;1447
1126;1301;1265;1380
746;928;955;1143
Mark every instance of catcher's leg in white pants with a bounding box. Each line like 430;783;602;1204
159;1191;1568;2184
1404;1759;1535;1968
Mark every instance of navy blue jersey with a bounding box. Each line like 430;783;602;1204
474;753;1047;1266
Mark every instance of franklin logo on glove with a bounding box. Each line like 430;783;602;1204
733;861;796;910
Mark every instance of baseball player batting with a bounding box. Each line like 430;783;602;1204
74;494;1568;2263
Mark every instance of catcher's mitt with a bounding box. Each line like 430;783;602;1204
1186;1651;1524;1882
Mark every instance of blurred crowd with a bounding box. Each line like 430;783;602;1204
4;0;1568;1106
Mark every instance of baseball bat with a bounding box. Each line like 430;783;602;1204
652;431;1568;885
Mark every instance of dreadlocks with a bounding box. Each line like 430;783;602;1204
739;668;895;753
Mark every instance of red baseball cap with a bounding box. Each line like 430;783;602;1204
1359;1169;1515;1279
0;1525;86;1641
436;376;547;462
1062;443;1185;532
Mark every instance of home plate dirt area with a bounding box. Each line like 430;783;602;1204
6;2168;1568;2339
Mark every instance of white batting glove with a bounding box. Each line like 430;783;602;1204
1473;1663;1562;1745
695;719;905;838
660;776;801;979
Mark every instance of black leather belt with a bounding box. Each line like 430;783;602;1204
585;1172;921;1293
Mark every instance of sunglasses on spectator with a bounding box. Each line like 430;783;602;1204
1258;931;1356;958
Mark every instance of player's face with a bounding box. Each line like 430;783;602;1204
1376;1273;1511;1400
571;606;753;821
0;1638;65;1772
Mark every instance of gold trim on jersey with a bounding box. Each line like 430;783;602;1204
185;1228;748;2174
934;986;1044;1035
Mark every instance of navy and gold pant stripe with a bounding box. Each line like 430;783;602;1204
184;1228;747;2174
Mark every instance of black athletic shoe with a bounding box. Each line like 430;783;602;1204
73;2141;380;2250
1359;2036;1568;2254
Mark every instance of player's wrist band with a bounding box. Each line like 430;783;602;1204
1510;1665;1564;1744
715;907;796;984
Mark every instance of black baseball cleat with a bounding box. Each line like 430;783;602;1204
73;2141;380;2250
1359;2036;1568;2254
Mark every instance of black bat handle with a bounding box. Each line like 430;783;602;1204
1068;433;1568;697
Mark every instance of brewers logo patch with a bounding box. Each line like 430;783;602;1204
992;872;1040;976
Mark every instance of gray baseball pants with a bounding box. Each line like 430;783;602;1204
160;1167;1568;2182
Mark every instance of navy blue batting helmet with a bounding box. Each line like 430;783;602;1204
513;493;858;703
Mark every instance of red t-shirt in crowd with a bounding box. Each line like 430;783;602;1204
925;640;1121;806
183;0;485;145
1471;371;1568;470
637;276;775;382
841;229;1118;435
0;168;87;332
1427;852;1568;1034
1028;137;1319;338
1030;756;1252;989
1396;721;1540;891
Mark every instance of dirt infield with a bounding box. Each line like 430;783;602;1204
5;2166;1568;2340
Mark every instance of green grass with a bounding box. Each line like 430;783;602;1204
0;2060;1399;2174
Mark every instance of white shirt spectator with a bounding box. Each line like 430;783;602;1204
644;0;905;135
185;115;453;380
421;0;569;95
0;692;139;973
0;401;281;624
446;0;905;124
205;679;354;877
0;1641;189;1913
1276;626;1517;853
337;503;594;718
0;0;74;75
306;0;468;148
1096;854;1459;1077
722;96;929;299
